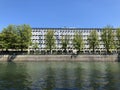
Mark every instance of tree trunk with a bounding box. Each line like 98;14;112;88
21;48;23;52
93;45;95;54
6;49;8;51
107;48;110;54
50;46;52;54
78;48;80;54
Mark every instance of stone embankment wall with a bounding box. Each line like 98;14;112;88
0;55;119;62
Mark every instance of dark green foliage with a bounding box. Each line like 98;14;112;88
61;35;69;53
101;26;115;53
45;30;55;53
87;30;99;53
73;33;84;52
17;24;32;51
32;42;39;50
0;24;32;51
116;28;120;49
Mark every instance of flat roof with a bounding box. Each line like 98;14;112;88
32;27;103;30
32;27;117;30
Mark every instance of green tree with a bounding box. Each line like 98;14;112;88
73;33;84;53
45;30;55;54
17;24;32;51
87;30;99;53
0;24;32;51
61;35;69;53
116;28;120;50
32;42;39;53
1;25;18;51
0;33;5;51
101;26;115;53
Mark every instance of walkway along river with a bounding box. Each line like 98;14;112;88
0;55;120;62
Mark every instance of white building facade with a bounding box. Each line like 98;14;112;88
31;28;116;53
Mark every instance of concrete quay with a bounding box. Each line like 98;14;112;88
0;55;119;62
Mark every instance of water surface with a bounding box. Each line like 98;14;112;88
0;62;120;90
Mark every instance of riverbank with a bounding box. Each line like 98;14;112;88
0;55;119;62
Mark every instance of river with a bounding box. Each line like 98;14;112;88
0;62;120;90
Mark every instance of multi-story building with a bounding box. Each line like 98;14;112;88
31;28;116;53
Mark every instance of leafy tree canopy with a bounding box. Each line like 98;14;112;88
101;25;115;53
73;32;84;52
0;24;32;51
45;30;55;52
87;30;99;53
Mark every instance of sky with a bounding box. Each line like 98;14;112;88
0;0;120;31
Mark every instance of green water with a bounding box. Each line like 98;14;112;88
0;62;120;90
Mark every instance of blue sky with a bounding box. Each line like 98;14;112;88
0;0;120;30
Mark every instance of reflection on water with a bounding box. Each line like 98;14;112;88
0;62;31;90
0;62;120;90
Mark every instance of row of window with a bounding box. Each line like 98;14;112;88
32;29;102;33
32;39;105;41
32;31;101;34
32;34;101;37
30;48;107;50
31;41;105;46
